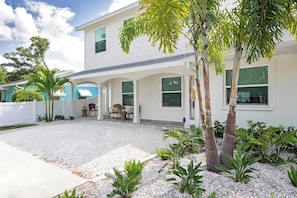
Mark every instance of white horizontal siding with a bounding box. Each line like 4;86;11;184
211;53;297;128
84;6;191;71
110;74;186;122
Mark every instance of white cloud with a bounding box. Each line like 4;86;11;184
0;0;15;40
13;7;38;40
108;0;138;13
0;0;84;71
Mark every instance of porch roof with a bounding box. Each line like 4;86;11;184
70;53;194;78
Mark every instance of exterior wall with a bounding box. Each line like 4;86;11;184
83;6;191;70
210;53;297;128
110;73;187;123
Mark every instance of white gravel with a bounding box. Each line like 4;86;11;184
0;119;296;197
75;154;297;198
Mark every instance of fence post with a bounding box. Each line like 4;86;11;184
33;100;37;123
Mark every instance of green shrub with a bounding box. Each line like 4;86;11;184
288;165;297;187
58;189;83;198
106;159;144;198
69;116;75;120
214;120;225;138
156;148;171;160
55;115;65;120
167;160;205;198
236;121;297;165
216;149;260;183
163;125;204;154
158;143;187;172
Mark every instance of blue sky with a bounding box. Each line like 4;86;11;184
0;0;138;71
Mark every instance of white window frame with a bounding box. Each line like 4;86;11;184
161;76;182;108
122;80;134;106
224;65;272;110
94;26;106;53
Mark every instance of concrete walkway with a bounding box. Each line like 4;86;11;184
0;141;86;198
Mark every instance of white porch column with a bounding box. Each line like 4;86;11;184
70;84;75;117
97;83;103;120
133;80;140;123
184;75;191;128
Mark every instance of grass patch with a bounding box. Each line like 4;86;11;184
0;124;36;131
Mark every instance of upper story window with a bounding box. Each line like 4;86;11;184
122;81;134;106
162;77;182;107
94;27;106;53
226;66;268;105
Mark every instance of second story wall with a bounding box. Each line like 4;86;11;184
82;3;192;71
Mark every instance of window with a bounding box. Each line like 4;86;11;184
226;66;268;105
162;77;181;107
122;81;133;106
94;27;106;53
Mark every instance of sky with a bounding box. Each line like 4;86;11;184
0;0;138;72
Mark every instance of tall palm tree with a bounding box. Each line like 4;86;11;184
26;66;70;121
219;0;297;164
120;0;225;171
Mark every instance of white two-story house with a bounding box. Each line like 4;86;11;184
70;1;297;128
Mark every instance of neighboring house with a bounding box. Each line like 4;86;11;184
70;2;297;128
0;70;98;102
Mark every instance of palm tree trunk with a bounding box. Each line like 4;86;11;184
201;20;220;172
219;42;243;165
51;97;54;121
194;51;206;129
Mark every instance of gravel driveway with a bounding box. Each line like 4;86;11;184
0;119;177;172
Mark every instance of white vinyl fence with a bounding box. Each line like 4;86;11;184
0;98;98;127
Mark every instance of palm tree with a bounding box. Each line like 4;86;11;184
120;0;225;171
219;0;297;164
26;66;71;121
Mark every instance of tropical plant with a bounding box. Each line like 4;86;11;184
12;88;44;102
167;161;205;198
26;65;70;121
106;159;144;198
57;189;83;198
216;149;260;183
119;0;226;171
54;115;65;120
159;143;187;172
288;165;297;187
236;121;297;165
156;148;171;160
163;125;204;154
219;0;297;165
214;120;225;138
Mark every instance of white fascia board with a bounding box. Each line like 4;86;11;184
70;59;190;80
76;2;139;31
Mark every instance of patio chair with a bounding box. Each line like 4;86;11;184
88;103;98;116
109;104;122;119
